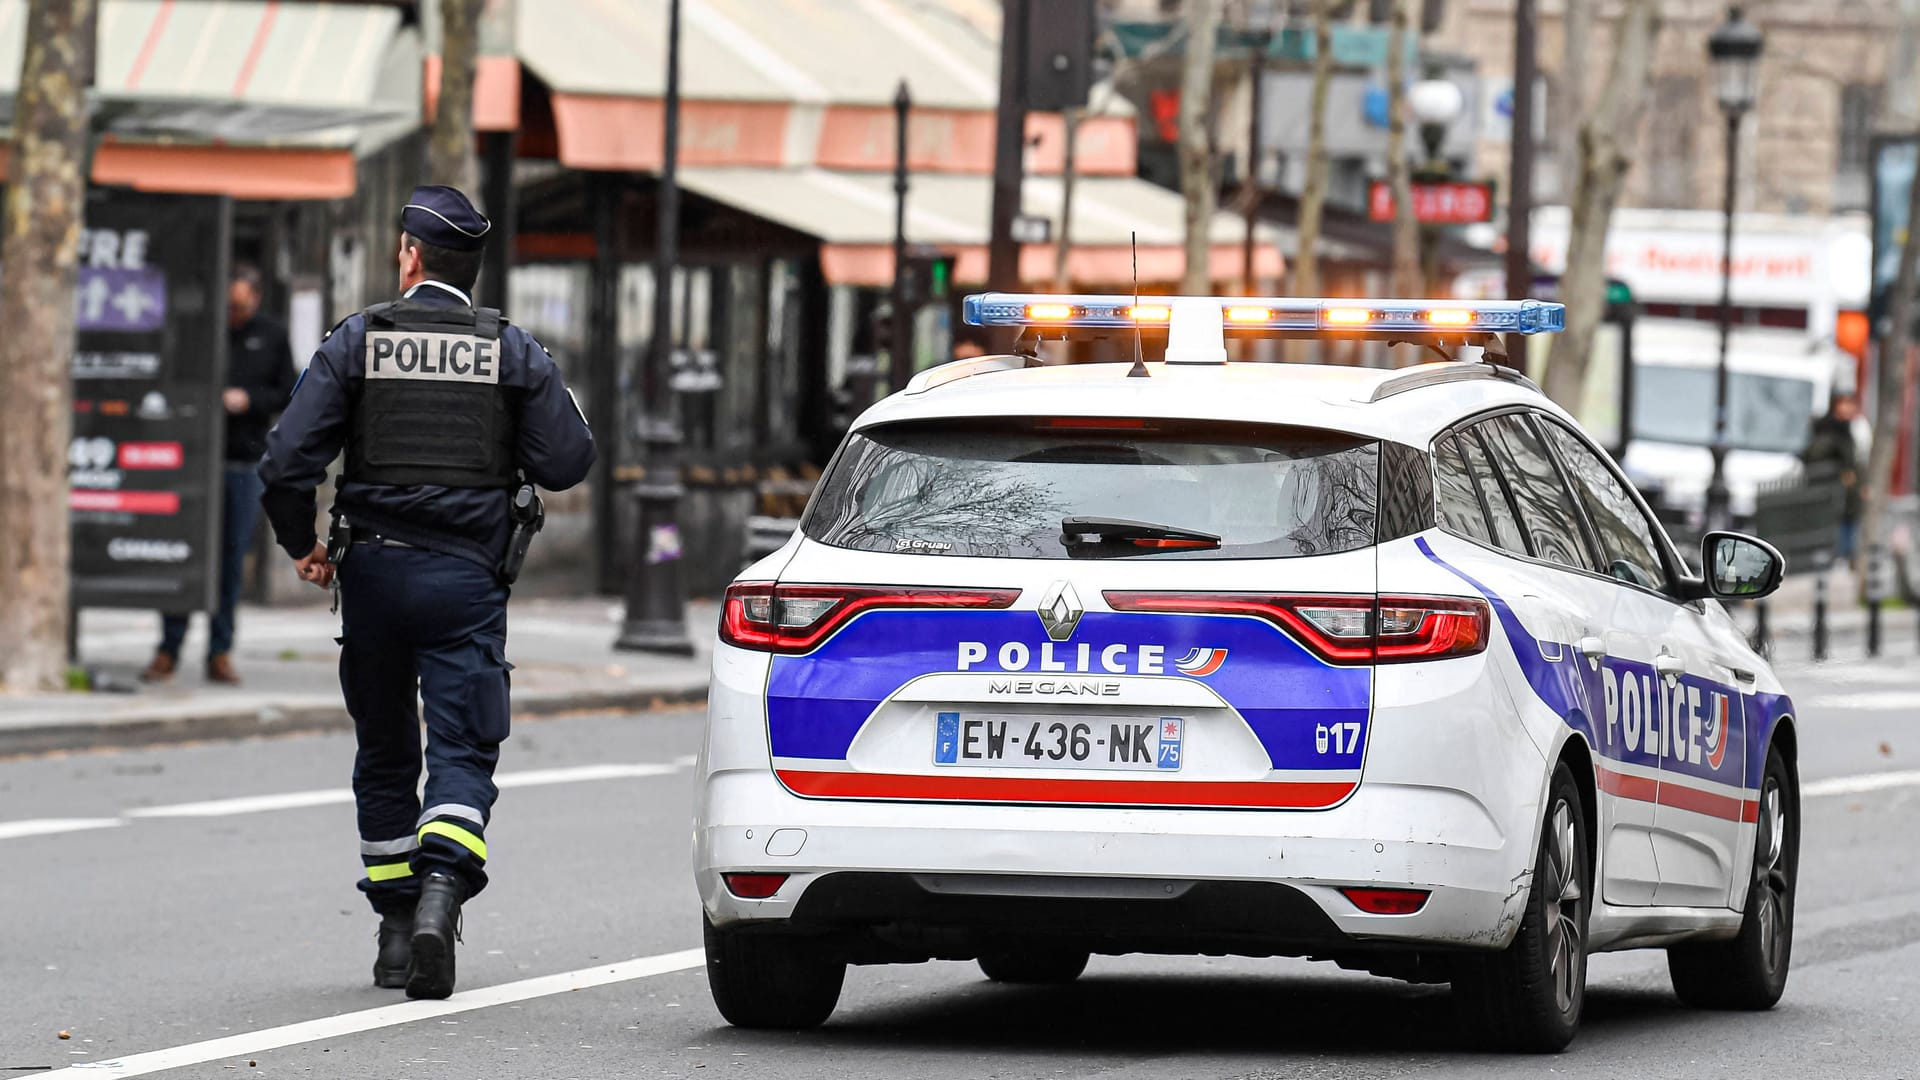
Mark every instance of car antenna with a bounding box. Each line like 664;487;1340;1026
1127;230;1150;378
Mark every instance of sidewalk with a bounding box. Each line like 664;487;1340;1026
1743;564;1920;660
0;597;715;756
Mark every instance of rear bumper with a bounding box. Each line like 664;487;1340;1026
695;766;1534;955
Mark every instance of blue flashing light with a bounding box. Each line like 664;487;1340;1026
961;293;1567;335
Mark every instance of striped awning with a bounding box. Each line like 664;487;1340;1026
675;167;1285;287
0;0;419;195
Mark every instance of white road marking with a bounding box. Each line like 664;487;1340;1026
0;818;125;840
4;760;694;835
1804;769;1920;798
57;948;705;1077
495;762;684;788
1804;690;1920;710
126;790;353;818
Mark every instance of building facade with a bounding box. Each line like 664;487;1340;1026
1428;0;1900;216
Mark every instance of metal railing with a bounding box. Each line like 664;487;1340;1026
1751;467;1846;660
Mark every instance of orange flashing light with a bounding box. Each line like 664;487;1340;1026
1324;308;1373;326
1026;303;1074;320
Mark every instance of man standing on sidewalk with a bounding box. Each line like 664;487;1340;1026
258;186;595;1000
143;264;298;686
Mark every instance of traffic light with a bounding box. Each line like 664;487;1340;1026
899;251;956;306
1025;0;1095;112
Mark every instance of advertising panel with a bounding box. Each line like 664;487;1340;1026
67;189;231;613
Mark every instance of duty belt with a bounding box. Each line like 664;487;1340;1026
349;529;417;549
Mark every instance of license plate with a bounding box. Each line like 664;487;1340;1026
933;713;1183;772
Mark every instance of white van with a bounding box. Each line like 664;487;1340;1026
1619;319;1856;520
1531;316;1856;522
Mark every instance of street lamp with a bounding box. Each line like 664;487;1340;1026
1409;78;1465;169
616;0;694;655
1704;6;1764;533
1409;76;1465;295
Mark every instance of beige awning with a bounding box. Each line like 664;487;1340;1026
677;167;1284;287
0;0;419;196
519;0;1008;111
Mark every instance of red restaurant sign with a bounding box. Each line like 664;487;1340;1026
1368;180;1495;225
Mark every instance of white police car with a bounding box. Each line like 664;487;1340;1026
694;295;1798;1052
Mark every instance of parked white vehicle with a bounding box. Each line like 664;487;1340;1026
693;295;1802;1053
1620;318;1858;520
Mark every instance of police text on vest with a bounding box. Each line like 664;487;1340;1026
365;331;500;384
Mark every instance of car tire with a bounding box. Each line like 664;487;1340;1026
703;914;845;1029
1452;762;1591;1053
1667;743;1797;1010
977;948;1090;984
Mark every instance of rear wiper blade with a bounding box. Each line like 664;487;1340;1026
1060;515;1222;555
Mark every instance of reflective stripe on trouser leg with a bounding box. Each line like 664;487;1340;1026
359;834;420;893
419;820;488;861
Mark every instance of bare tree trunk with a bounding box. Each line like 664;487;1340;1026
1055;107;1081;289
1179;0;1222;294
1293;0;1335;298
1385;0;1421;298
428;0;482;192
1558;0;1591;202
0;0;96;694
1542;0;1659;409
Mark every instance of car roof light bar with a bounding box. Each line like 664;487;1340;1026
961;293;1567;336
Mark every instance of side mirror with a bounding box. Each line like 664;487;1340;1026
1701;531;1785;600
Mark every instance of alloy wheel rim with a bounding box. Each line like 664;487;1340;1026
1542;799;1584;1014
1755;780;1790;972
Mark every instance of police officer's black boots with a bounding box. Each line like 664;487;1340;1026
407;872;464;1000
374;911;413;989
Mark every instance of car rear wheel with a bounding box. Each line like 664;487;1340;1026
977;947;1090;984
703;915;845;1029
1667;744;1797;1010
1452;762;1590;1053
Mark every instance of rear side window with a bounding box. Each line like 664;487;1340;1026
1434;436;1494;543
1478;415;1596;571
804;419;1380;560
1537;418;1672;591
1456;428;1528;555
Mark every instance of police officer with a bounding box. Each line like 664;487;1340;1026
259;186;595;1000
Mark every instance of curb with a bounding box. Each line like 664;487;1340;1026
0;681;709;758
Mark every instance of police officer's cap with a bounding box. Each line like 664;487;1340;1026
400;185;491;252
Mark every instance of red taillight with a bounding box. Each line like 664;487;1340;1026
1340;887;1430;914
720;583;1020;654
1375;596;1489;661
723;873;790;899
1102;592;1488;665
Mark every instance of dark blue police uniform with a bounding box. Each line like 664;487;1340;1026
259;186;594;997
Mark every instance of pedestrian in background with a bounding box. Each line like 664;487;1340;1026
1804;391;1862;561
258;186;595;1000
143;263;298;686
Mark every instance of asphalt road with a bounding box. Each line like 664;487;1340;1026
3;656;1918;1079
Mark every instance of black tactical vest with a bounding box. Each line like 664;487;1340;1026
345;300;517;489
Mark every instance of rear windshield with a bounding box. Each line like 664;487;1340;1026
803;418;1380;560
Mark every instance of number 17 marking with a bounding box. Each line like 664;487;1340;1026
1315;722;1362;755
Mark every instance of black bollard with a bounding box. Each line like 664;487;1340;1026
1869;599;1883;658
1813;575;1829;662
1752;599;1771;658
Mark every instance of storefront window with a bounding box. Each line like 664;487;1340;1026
509;263;591;419
765;259;803;448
